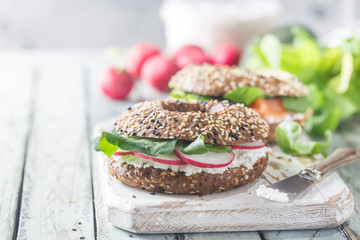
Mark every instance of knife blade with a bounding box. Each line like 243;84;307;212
257;148;360;202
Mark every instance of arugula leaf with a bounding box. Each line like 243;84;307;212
92;131;177;157
282;96;309;113
276;121;331;156
170;89;212;102
223;87;264;105
181;135;232;154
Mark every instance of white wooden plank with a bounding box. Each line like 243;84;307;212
261;132;355;240
17;61;95;239
0;62;34;239
86;62;177;239
182;232;261;240
335;121;360;238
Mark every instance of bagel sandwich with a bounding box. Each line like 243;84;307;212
169;64;312;142
93;99;271;195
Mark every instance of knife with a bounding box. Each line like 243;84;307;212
257;148;360;202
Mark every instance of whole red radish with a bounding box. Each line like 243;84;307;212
127;42;160;78
211;43;241;66
173;45;208;69
141;55;178;92
101;67;134;100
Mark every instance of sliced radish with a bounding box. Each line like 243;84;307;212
133;152;184;165
114;151;135;156
174;146;234;168
231;141;265;150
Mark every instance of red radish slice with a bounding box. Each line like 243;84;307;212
174;146;234;168
114;151;135;156
231;141;265;150
133;152;184;165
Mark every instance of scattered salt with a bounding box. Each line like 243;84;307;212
256;185;289;203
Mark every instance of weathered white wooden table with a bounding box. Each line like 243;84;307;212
1;50;360;240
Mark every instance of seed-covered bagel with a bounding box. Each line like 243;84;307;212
114;99;269;145
107;155;268;195
169;64;308;97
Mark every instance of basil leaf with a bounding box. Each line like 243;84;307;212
92;131;177;157
170;89;212;102
283;96;309;113
181;135;232;154
276;121;332;157
205;144;232;153
223;87;264;105
182;135;208;154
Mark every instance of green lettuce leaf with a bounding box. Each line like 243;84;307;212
276;121;332;156
181;135;232;155
275;120;302;155
92;131;177;157
121;154;140;162
170;89;212;102
205;144;231;153
282;96;309;113
243;25;360;136
182;135;208;154
223;87;264;105
305;109;341;136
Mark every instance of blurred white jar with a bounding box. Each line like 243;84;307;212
160;0;281;53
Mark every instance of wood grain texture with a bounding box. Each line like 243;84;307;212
87;63;176;240
335;118;360;239
182;232;261;240
17;61;95;239
261;127;360;240
0;61;34;239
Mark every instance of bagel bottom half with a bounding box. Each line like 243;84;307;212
107;155;268;195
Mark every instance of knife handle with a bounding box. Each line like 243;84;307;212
315;148;360;174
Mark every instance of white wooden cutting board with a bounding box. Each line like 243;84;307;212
94;120;354;234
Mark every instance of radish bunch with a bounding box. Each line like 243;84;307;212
101;42;242;100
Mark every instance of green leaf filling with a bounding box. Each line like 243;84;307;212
182;135;208;154
276;121;332;157
243;25;360;136
283;96;309;113
181;135;232;154
92;132;231;157
92;131;177;157
170;89;212;102
223;87;264;105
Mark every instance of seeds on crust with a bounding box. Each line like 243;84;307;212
169;64;308;97
114;99;269;145
107;155;268;195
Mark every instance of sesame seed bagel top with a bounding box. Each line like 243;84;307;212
114;100;269;145
169;64;308;97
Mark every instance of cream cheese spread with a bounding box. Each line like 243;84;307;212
113;147;271;176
